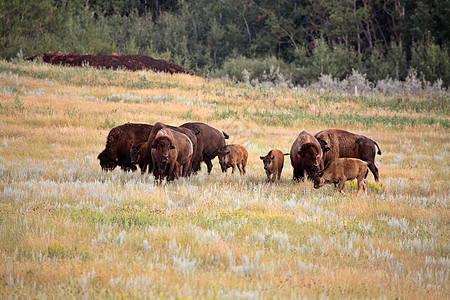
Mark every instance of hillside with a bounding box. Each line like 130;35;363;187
0;60;449;299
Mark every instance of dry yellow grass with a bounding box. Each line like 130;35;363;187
0;60;449;299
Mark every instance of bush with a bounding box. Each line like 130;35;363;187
216;56;292;87
411;37;450;87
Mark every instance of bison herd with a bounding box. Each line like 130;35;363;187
98;122;382;196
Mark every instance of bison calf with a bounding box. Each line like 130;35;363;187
218;145;248;175
260;149;288;182
314;158;374;196
130;142;151;174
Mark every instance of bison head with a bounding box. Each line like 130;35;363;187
298;143;322;177
218;148;231;172
260;152;275;171
316;137;330;153
97;151;118;171
313;171;325;189
130;142;145;165
152;137;174;169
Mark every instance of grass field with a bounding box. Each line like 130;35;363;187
0;60;449;299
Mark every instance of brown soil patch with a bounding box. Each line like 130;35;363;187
25;51;192;75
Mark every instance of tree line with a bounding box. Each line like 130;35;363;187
1;0;449;86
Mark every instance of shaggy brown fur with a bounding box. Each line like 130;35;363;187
180;122;229;174
218;144;248;175
260;149;288;182
146;122;198;176
98;123;153;171
314;158;373;196
314;128;382;181
290;130;324;181
151;127;193;181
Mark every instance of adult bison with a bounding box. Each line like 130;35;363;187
180;122;229;174
314;128;382;181
150;126;193;180
97;123;153;171
146;122;198;176
290;130;324;181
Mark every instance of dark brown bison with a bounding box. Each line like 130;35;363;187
130;142;150;174
314;158;373;196
218;144;248;175
146;122;198;176
290;130;324;181
314;128;382;181
151;127;193;180
97;123;153;171
180;122;229;174
260;149;288;182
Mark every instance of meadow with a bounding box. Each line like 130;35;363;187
0;60;449;299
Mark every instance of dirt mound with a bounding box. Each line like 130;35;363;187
25;51;192;75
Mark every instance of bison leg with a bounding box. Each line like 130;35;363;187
237;162;246;175
182;159;191;177
168;162;177;181
191;157;201;174
356;179;364;197
277;169;282;181
242;160;247;175
152;164;161;181
336;179;346;195
231;164;236;174
293;167;301;181
367;162;380;182
236;163;243;174
205;159;213;174
362;179;367;195
265;170;272;182
272;172;277;182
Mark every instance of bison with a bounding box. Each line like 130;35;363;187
218;144;248;175
151;127;193;181
130;142;150;174
97;123;153;171
290;130;324;181
314;128;382;181
313;158;373;196
146;122;199;176
180;122;229;174
260;149;288;182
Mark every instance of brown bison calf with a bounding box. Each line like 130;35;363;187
151;127;193;181
314;158;374;196
290;130;324;181
218;145;248;175
98;123;153;172
260;149;288;182
315;128;382;181
130;142;150;174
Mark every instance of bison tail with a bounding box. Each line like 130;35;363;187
223;131;229;139
374;141;382;155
